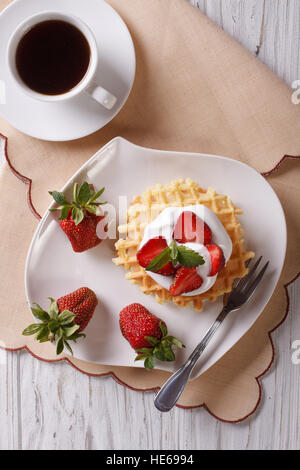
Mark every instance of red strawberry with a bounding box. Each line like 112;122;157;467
137;236;175;276
173;211;212;245
57;287;98;333
49;181;107;253
206;244;225;276
169;266;203;296
22;287;98;355
120;303;165;350
60;211;105;253
119;303;184;369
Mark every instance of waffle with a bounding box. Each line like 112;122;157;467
113;178;254;311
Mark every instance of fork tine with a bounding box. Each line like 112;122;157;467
232;257;253;289
235;256;262;291
243;261;269;299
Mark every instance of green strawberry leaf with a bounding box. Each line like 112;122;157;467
135;347;153;354
144;336;160;347
72;207;85;226
135;353;150;361
165;336;185;348
63;340;74;355
31;304;50;322
35;325;49;341
67;333;86;342
161;342;175;361
22;324;44;336
159;321;168;337
85;204;102;216
48;320;59;333
58;205;72;220
58;310;75;325
64;324;80;338
49;205;67;213
153;345;166;361
48;298;59;320
38;335;50;343
177;245;204;268
78;182;91;205
88;187;105;204
144;356;155;370
49;191;68;206
56;337;64;355
55;329;64;355
146;247;171;272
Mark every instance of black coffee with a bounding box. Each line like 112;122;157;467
16;20;91;95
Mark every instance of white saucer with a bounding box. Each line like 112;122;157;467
0;0;136;141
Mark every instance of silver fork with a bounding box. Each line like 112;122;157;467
154;256;269;412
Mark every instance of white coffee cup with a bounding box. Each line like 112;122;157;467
7;11;117;110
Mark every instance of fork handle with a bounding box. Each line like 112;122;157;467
154;307;230;412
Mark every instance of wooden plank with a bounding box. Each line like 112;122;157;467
259;0;300;85
17;276;300;450
191;0;265;56
0;351;21;449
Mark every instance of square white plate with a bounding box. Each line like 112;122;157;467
25;137;286;378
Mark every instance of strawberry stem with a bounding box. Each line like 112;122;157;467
73;182;79;205
22;298;86;355
49;182;106;226
135;322;185;370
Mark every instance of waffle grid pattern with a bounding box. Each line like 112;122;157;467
113;178;254;311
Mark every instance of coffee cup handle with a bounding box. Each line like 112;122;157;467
85;81;117;110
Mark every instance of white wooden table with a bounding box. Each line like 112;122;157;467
1;0;300;450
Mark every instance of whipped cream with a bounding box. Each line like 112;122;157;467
139;205;232;296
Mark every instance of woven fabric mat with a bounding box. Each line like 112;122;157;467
0;0;299;422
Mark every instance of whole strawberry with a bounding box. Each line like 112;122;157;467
119;303;185;369
23;287;98;355
49;181;107;253
56;287;97;332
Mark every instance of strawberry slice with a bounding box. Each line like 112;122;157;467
137;236;175;276
169;267;203;296
173;211;212;245
206;244;225;276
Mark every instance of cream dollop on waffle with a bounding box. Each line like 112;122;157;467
139;205;232;296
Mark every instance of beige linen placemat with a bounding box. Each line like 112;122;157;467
0;0;299;422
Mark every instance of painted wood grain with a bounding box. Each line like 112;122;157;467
1;0;300;450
